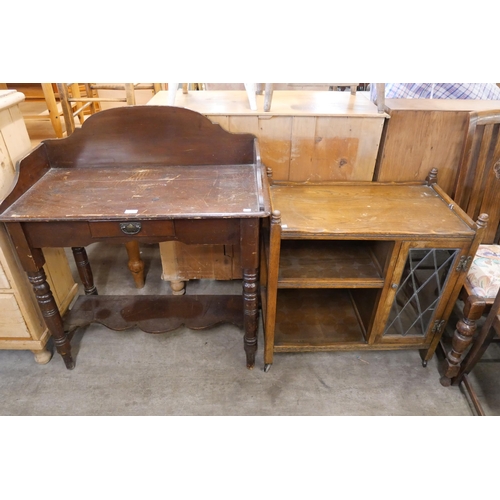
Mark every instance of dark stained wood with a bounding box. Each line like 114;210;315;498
4;222;46;272
44;106;256;168
27;269;74;369
71;247;97;296
440;295;486;386
1;164;262;221
442;288;500;414
0;106;270;369
0;144;51;213
64;295;244;334
18;219;242;248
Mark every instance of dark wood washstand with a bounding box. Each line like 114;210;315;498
0;105;271;369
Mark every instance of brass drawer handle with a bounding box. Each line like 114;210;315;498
120;222;142;235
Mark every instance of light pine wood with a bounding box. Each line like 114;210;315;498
13;84;65;139
44;248;79;312
149;91;384;183
0;294;32;338
210;115;294;180
263;83;363;112
288;116;381;181
0;90;31;200
161;242;241;281
149;90;382;117
40;83;63;138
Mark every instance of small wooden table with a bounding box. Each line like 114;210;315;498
0;106;271;369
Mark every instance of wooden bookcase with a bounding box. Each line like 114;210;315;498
261;171;486;371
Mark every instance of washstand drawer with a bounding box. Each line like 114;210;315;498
89;220;175;238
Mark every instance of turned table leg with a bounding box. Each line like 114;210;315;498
125;241;145;289
243;268;259;369
27;269;74;369
71;247;97;295
440;295;486;386
240;219;260;370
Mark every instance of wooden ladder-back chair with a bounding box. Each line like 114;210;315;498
56;83;163;135
449;286;500;415
7;83;65;138
441;110;500;386
55;83;163;289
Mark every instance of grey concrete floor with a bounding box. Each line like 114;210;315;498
1;242;493;416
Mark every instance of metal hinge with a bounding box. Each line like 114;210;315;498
431;319;446;334
456;255;473;272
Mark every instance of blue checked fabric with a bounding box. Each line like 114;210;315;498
370;83;500;101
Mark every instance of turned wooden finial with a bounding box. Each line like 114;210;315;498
477;213;489;229
271;210;281;225
267;167;274;185
426;168;438;185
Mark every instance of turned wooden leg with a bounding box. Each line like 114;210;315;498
32;348;52;364
455;289;500;384
440;296;486;386
72;246;97;295
243;269;259;369
170;280;186;295
125;241;145;289
27;269;74;370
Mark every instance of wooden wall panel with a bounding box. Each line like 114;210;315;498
375;110;468;195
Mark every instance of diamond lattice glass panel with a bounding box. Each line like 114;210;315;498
383;248;459;337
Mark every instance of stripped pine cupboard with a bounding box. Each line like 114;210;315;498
0;90;77;362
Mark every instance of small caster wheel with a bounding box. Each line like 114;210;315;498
422;360;428;368
264;364;272;373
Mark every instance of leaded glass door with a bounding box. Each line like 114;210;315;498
382;245;461;339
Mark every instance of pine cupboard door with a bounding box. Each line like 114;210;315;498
370;240;470;346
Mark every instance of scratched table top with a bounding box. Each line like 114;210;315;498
0;164;263;221
270;183;475;238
